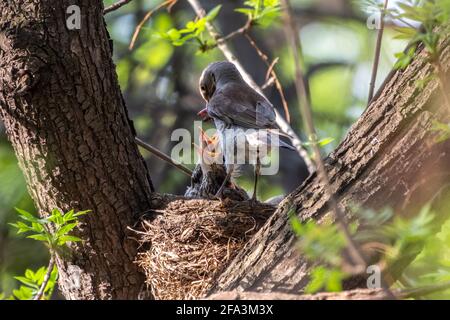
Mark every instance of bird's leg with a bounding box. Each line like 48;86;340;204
251;150;261;204
215;164;234;199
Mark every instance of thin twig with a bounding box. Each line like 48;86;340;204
104;0;133;14
368;0;389;104
129;0;177;50
218;19;253;45
135;137;193;177
33;254;55;300
186;0;315;174
280;0;396;299
261;76;275;89
243;33;291;123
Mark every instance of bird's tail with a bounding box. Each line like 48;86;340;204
279;138;296;151
267;128;293;139
266;129;296;151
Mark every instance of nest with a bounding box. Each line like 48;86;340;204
135;198;275;300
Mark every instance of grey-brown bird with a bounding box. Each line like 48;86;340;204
197;61;294;201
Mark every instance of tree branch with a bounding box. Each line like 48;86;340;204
104;0;133;14
33;254;55;300
129;0;177;50
368;0;389;104
208;281;450;300
243;33;291;124
218;19;252;45
135;137;192;177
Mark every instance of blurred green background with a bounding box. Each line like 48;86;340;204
0;0;448;298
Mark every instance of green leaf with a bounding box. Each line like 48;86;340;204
27;234;48;242
14;276;39;289
264;0;278;6
305;266;327;293
325;269;344;292
24;269;34;280
14;208;39;223
289;215;304;236
58;235;83;245
34;267;47;283
167;28;181;41
13;287;33;300
235;8;253;16
394;47;416;70
63;209;75;222
72;210;90;218
9;221;33;234
31;222;45;233
318;137;335;147
51;208;64;226
205;5;222;21
394;27;418;40
56;222;78;237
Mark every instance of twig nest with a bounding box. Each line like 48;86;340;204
135;198;275;300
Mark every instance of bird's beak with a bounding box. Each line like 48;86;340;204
197;108;211;121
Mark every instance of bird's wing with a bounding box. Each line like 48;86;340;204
207;85;277;129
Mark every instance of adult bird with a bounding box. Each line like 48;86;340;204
197;61;294;202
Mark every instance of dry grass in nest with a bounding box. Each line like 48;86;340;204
134;198;275;300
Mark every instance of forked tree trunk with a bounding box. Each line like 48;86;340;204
211;36;450;294
1;0;449;301
0;1;154;299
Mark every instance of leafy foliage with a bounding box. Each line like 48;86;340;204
431;120;450;143
290;215;346;266
289;210;349;293
390;0;450;68
9;208;89;252
357;0;387;14
394;46;416;70
403;216;450;298
158;5;221;52
305;266;345;293
1;208;89;300
10;266;58;300
289;203;449;297
235;0;281;27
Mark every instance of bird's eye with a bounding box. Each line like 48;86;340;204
201;86;206;92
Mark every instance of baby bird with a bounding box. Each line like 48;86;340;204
185;129;248;201
198;61;294;202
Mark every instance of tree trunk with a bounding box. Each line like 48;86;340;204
211;36;450;294
0;1;154;299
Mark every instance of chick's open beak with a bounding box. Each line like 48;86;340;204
195;127;221;166
197;108;211;121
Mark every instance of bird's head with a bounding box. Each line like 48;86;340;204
199;61;242;101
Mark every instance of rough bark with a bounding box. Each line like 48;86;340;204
208;281;450;300
212;36;450;293
208;289;395;300
0;1;153;299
